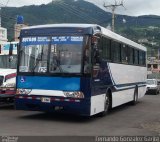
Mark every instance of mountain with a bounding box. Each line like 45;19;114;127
1;0;160;56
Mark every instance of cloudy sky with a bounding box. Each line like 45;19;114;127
86;0;160;16
0;0;160;16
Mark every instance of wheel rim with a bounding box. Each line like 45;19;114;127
135;92;138;102
104;95;109;112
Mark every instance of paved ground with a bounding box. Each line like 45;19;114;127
0;94;160;136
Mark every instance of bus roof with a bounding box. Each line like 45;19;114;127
22;24;97;30
22;23;146;51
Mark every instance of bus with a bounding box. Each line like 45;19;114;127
15;24;147;116
0;42;18;103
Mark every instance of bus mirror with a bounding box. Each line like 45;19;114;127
0;45;1;54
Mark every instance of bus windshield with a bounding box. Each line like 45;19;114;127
0;55;17;69
19;36;85;74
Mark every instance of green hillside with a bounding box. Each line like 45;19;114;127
1;0;160;57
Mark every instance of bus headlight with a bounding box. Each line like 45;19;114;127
16;89;32;95
63;91;84;98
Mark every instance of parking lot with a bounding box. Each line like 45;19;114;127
0;94;160;137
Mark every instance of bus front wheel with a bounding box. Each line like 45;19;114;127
99;92;111;116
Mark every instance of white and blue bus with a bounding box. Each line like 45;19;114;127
15;24;147;116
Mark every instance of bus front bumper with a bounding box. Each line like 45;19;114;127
15;95;91;116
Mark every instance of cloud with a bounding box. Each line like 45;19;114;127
0;0;51;7
85;0;160;16
0;0;160;16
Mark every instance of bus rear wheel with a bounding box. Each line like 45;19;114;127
131;87;138;105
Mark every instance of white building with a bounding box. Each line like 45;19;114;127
0;27;8;44
14;24;28;41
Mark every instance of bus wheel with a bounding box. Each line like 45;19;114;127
131;87;138;105
99;93;111;117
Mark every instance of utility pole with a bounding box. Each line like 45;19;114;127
104;0;124;32
0;7;1;27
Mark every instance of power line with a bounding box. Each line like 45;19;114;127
104;0;125;31
5;0;10;7
0;0;118;40
1;1;111;27
60;1;100;24
0;0;13;27
56;1;98;24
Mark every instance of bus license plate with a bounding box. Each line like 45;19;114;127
41;97;51;103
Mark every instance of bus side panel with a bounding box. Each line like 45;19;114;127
80;77;92;98
90;61;147;115
108;63;147;89
112;88;134;107
138;85;146;98
90;94;106;115
90;61;113;115
108;63;146;107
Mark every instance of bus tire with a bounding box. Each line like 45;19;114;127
99;91;111;117
131;86;138;105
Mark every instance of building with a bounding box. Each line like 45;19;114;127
147;57;160;79
147;58;160;72
0;27;8;44
14;15;28;41
14;23;28;41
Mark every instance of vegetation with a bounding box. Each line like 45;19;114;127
1;0;160;57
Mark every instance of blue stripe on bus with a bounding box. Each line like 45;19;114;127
17;76;80;91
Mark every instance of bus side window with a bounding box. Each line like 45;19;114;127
139;51;143;66
134;49;139;65
121;44;127;64
101;37;111;60
111;41;121;63
139;51;146;66
143;51;146;66
128;46;134;64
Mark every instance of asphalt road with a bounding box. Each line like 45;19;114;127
0;94;160;136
